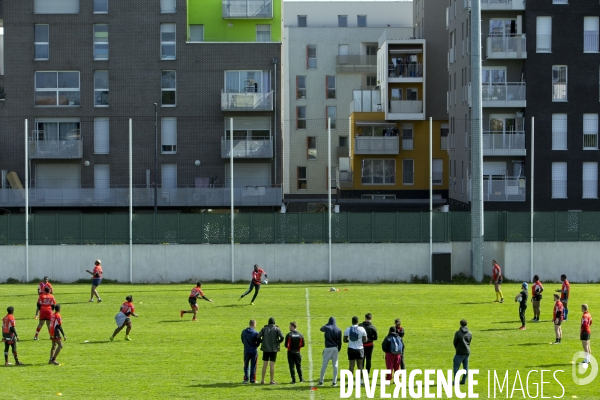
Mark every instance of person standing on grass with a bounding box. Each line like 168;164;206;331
285;321;305;384
318;316;342;387
35;276;53;320
490;260;504;303
381;326;402;380
452;319;472;385
258;317;284;385
531;275;544;322
110;295;138;341
515;282;529;330
2;307;23;366
48;304;66;365
34;286;56;340
239;264;268;305
359;313;378;375
580;304;593;365
85;260;103;303
180;282;212;321
241;319;260;384
551;294;564;345
344;316;368;377
556;274;570;321
394;318;406;369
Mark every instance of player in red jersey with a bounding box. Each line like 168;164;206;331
180;282;212;321
48;304;66;365
35;276;53;320
3;307;23;366
86;259;103;303
34;286;56;340
110;295;138;341
239;264;268;305
580;304;593;365
531;275;544;322
490;260;504;303
551;294;564;345
555;274;570;320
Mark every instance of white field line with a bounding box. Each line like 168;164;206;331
305;287;315;399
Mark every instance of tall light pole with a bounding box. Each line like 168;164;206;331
154;103;158;213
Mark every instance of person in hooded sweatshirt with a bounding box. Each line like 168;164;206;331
381;326;402;380
318;316;342;386
241;319;259;384
452;319;472;385
258;317;284;385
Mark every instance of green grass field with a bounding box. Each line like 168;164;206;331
1;283;598;399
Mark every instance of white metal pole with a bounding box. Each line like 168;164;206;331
129;118;133;283
328;118;332;283
25;119;29;282
530;117;534;282
230;118;235;283
429;117;433;283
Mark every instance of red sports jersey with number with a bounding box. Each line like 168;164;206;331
38;281;53;294
561;280;570;301
252;268;266;285
49;312;62;337
581;311;592;335
532;281;543;297
120;301;135;316
553;301;564;321
2;314;16;334
492;265;501;281
189;287;204;298
38;293;56;311
92;265;103;278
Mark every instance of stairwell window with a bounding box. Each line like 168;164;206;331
552;66;567;101
307;45;317;69
34;24;49;60
297;167;307;189
93;24;109;60
161;117;177;154
296;76;306;99
326;76;336;99
307;137;317;160
161;24;176;60
326;106;336;129
161;70;176;106
94;70;109;107
583;114;598;150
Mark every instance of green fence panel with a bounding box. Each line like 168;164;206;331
132;214;154;244
251;213;276;244
277;213;300;243
483;212;499;241
533;212;555;242
33;215;57;245
580;212;600;241
433;212;449;242
397;212;422;243
202;214;230;244
300;213;325;243
81;214;106;245
506;212;530;242
555;212;581;242
106;214;129;244
348;213;374;243
373;213;398;243
0;216;9;245
155;214;179;244
233;214;251;244
57;214;81;245
450;212;470;241
497;211;507;241
179;214;204;244
331;213;348;243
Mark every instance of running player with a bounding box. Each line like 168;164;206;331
239;264;268;305
580;304;593;365
34;286;56;340
555;274;570;321
35;276;53;320
531;275;544;322
85;259;103;303
110;295;138;341
2;307;23;366
491;260;504;303
49;304;66;365
551;294;564;345
180;282;212;321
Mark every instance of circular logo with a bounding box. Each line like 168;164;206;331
571;352;598;386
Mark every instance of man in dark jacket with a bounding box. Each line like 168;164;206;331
241;319;259;383
285;321;305;384
318;316;342;386
359;313;378;374
381;326;402;380
452;319;472;385
258;317;284;385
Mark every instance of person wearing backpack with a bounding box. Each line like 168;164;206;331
381;326;402;380
343;316;368;375
452;319;472;385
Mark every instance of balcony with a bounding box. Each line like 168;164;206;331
482;132;526;156
446;7;449;29
354;136;399;155
388;63;423;81
480;0;525;10
336;55;377;74
388;100;424;120
482;83;526;107
221;90;273;111
222;0;272;18
28;139;83;159
487;34;527;59
338;171;353;189
221;137;273;158
483;176;526;202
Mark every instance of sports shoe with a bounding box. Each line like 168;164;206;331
551;341;560;345
260;380;265;384
299;379;305;383
270;381;278;385
242;380;249;384
97;299;102;303
251;302;254;306
125;336;132;341
500;298;505;303
5;362;12;366
192;318;197;321
109;336;114;342
519;326;526;330
34;336;39;340
180;310;184;318
317;382;324;386
493;300;499;303
15;361;24;365
88;299;94;302
290;381;296;384
50;360;60;365
332;382;337;387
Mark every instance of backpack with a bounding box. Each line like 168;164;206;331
349;325;360;342
389;335;403;355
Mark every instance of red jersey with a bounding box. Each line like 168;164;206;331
38;293;56;311
581;311;592;335
492;265;501;281
553;301;564;321
38;281;53;295
189;287;204;298
120;301;135;316
532;281;543;297
2;314;16;334
560;280;570;301
252;268;266;285
92;265;103;279
49;312;62;337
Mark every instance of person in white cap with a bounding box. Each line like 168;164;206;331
85;260;103;303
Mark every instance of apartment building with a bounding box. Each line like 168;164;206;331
0;0;282;212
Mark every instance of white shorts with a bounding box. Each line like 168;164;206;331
115;312;128;328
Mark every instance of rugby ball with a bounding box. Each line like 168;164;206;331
263;279;268;285
516;296;522;302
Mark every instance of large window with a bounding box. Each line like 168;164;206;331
552;66;567;101
403;159;414;185
35;119;80;141
326;76;336;99
536;16;552;52
362;159;395;184
584;17;599;53
433;159;443;185
256;25;271;42
35;71;80;106
161;24;176;60
160;0;176;13
338;15;348;27
307;137;317;160
326;106;336;129
34;24;49;60
552;162;567;199
93;24;108;60
224;70;267;93
583;114;598;150
94;117;109;154
357;15;367;27
189;25;204;41
161;117;177;154
297;167;307;189
297;106;306;129
94;70;109;107
307;45;316;69
552;114;567;150
583;162;598;199
93;0;108;13
296;76;306;99
161;70;176;106
34;0;79;14
298;16;307;27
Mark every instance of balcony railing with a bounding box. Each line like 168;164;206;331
483;176;526;202
487;34;527;59
390;100;423;114
388;63;423;78
584;31;599;52
482;132;526;156
354;136;399;155
221;90;273;111
481;0;525;10
221;137;273;158
222;0;272;18
336;55;377;74
482;83;526;107
28;139;83;159
338;171;353;189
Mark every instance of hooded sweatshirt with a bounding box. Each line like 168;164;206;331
241;327;259;351
453;326;472;355
320;317;342;351
258;318;284;353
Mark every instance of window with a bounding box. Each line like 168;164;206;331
326;106;336;129
403;159;414;185
402;123;414;150
161;24;176;60
583;162;598;199
433;159;443;185
536;17;552;52
552;114;567;150
34;0;79;14
407;88;418;101
552;0;568;3
297;167;307;189
366;76;377;87
298;16;307;27
160;0;176;13
161;70;176;106
326;76;336;99
338;15;348;27
552;162;567;199
339;136;348;147
256;25;271;42
189;25;204;41
441;123;449;150
224;70;266;93
93;24;108;60
584;17;599;52
307;45;316;69
161;117;177;154
307;137;317;160
296;76;306;99
34;24;49;60
552;66;567;101
391;88;402;100
161;164;177;189
297;106;306;129
366;45;377;56
362;159;395;184
357;15;367;27
94;70;109;107
94;117;109;154
35;71;80;106
93;0;108;13
584;114;599;149
35;119;80;142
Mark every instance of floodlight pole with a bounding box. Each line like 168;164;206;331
153;103;158;214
